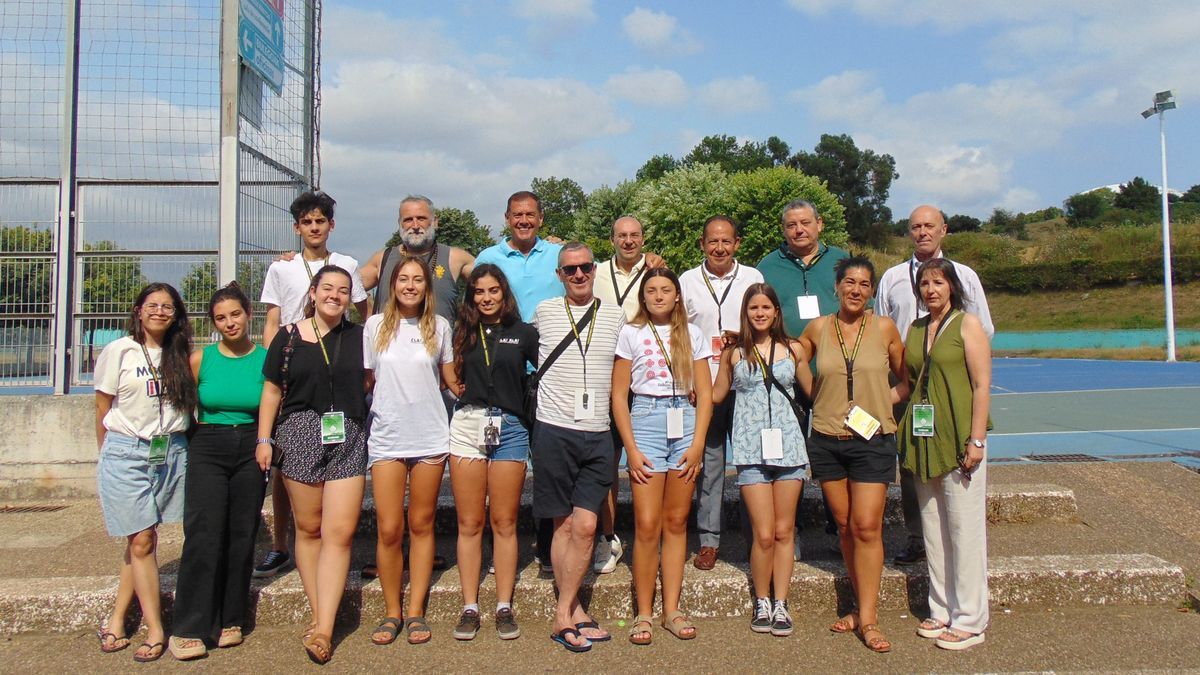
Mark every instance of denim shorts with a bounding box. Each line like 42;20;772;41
449;405;530;462
629;394;696;473
736;463;809;487
96;430;188;536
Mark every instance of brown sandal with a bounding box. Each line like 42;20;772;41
830;612;858;633
660;610;697;640
858;623;892;653
628;615;653;646
304;633;332;664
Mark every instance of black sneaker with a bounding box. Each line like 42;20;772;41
893;545;926;566
495;608;521;640
253;550;292;578
770;600;793;637
453;609;480;641
750;598;772;633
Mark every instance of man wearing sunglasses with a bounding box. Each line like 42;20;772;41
531;242;627;651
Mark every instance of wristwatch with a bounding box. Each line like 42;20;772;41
967;438;985;449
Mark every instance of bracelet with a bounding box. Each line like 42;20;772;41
257;438;275;446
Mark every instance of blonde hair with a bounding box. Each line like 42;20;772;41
630;268;694;391
375;256;438;356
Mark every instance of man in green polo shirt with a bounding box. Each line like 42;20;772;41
757;199;849;338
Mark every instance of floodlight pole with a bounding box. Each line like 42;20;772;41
1156;106;1176;362
218;0;240;286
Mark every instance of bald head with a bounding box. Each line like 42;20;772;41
908;204;948;261
610;215;645;269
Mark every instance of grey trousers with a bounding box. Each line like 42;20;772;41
900;465;925;548
696;395;734;549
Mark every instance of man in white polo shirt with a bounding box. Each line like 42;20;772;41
678;215;764;570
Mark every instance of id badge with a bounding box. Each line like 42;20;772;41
479;408;504;448
574;389;596;420
667;408;685;439
148;434;170;466
911;403;935;437
711;336;723;364
797;295;821;320
761;428;784;460
321;411;346;445
844;405;881;440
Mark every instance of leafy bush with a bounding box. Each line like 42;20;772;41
941;232;1022;268
979;254;1200;292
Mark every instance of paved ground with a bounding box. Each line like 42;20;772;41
3;607;1197;673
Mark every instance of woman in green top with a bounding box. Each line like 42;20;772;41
898;258;991;652
169;282;269;661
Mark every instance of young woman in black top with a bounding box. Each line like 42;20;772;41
446;265;539;640
256;265;367;665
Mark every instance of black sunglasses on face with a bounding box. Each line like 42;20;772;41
559;262;595;276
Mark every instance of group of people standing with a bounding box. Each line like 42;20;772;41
91;189;993;664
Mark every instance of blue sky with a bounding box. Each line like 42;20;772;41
316;0;1200;259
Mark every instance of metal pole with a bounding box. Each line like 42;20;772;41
218;0;241;286
53;0;82;394
1159;111;1176;362
302;0;316;187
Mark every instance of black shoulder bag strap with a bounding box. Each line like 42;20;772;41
532;302;597;384
271;325;299;466
761;345;810;433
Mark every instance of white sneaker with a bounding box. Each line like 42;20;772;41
593;534;623;574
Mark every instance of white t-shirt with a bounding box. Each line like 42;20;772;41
363;314;453;460
260;252;368;326
533;297;626;432
678;261;764;380
615;322;712;396
94;336;190;439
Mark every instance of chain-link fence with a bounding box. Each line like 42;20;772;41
0;0;317;391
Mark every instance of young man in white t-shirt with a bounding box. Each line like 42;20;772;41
254;189;369;578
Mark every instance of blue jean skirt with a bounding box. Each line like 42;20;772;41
96;430;188;536
629;394;696;473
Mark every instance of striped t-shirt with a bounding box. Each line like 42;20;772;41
532;296;626;432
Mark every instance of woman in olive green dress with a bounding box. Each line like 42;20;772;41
898;257;991;652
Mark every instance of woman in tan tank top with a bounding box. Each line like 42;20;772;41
797;256;907;653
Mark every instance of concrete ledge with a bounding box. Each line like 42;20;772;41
2;553;1180;634
261;481;1077;536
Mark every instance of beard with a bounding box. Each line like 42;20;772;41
401;223;437;251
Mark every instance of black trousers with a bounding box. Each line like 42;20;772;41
172;425;266;640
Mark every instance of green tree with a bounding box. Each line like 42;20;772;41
1113;176;1160;212
788;134;897;245
0;225;54;314
1064;191;1109;227
682;134;778;174
80;241;147;314
384;207;495;255
636;154;680;182
572;180;640;259
530;176;586;241
946;214;983;233
986;208;1027;239
1182;184;1200;203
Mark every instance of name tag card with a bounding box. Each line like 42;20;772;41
911;404;935;437
761;428;784;460
480;408;504;447
148;434;169;466
797;295;821;320
574;389;596;421
321;411;346;445
844;405;881;440
711;336;723;364
667;408;685;439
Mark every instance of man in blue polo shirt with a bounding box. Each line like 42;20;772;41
475;191;564;321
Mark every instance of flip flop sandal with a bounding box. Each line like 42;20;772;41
628;615;653;646
371;617;403;646
858;624;892;653
574;620;611;642
830;612;859;634
97;627;130;654
218;626;243;648
660;611;697;640
916;618;948;639
132;641;165;663
404;616;432;645
304;633;332;664
550;627;591;653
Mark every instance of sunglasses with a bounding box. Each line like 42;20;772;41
559;262;595;276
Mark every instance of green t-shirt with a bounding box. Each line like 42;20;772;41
757;242;849;338
197;342;267;425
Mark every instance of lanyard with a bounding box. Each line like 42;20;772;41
908;258;921;320
785;244;824;295
609;259;645;308
310;318;344;411
701;261;739;332
564;298;599;389
918;310;958;403
139;342;165;435
832;313;868;404
302;253;330;280
752;341;777;426
478;322;499;405
647;323;676;398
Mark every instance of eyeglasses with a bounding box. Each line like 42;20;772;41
142;303;176;315
559;262;595;276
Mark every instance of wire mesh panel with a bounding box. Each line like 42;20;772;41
0;3;64;180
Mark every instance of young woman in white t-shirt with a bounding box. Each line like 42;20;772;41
93;283;196;662
363;256;458;647
611;268;713;645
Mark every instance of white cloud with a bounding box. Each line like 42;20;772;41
696;76;771;115
621;7;701;55
322;8;459;64
605;69;688;107
513;0;595;23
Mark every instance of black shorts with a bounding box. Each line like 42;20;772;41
808;431;896;484
531;422;615;519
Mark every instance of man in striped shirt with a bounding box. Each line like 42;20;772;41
531;242;626;651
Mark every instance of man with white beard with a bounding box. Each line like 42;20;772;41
360;195;477;320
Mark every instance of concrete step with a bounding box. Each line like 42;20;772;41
1;552;1180;634
261;480;1078;536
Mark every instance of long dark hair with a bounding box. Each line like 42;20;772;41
736;282;791;372
916;258;967;312
302;264;353;319
630;268;694;391
453;264;521;380
128;283;196;415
